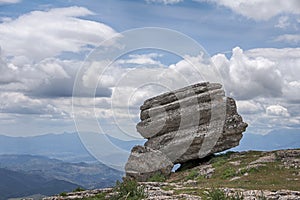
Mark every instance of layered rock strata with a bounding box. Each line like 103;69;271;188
126;82;247;181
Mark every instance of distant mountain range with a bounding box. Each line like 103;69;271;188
0;154;123;199
0;167;80;200
0;132;144;163
233;128;300;151
0;133;93;163
0;154;123;189
0;133;142;199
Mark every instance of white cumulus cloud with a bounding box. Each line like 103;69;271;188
266;104;290;117
213;47;300;133
117;53;165;67
212;47;283;100
236;100;264;114
146;0;183;5
275;16;290;29
0;53;18;85
245;48;300;103
0;0;20;4
213;47;300;101
275;34;300;44
0;6;116;63
197;0;300;20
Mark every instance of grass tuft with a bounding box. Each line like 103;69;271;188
147;172;166;182
203;188;244;200
110;178;147;200
185;169;199;180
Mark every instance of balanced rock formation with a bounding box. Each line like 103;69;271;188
126;82;247;181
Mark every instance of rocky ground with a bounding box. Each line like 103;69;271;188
44;149;300;200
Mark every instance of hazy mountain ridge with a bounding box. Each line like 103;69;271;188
233;128;300;151
0;133;94;163
0;167;80;200
0;133;138;199
0;132;144;163
0;154;123;190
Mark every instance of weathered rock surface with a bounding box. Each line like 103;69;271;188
126;82;247;180
125;146;173;182
42;188;113;200
44;182;300;200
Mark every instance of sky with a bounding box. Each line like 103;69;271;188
0;0;300;140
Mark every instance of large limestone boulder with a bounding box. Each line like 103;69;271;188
125;145;173;182
125;82;247;180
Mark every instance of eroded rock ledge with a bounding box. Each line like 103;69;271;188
126;82;247;181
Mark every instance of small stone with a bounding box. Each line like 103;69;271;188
183;180;198;186
229;161;241;166
230;177;241;181
250;153;276;165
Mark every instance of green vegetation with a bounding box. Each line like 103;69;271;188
173;187;204;196
211;156;227;168
203;188;228;200
221;167;236;179
185;169;199;180
173;187;246;200
147;172;166;182
169;150;300;191
203;188;245;200
81;178;146;200
73;187;85;192
59;192;67;196
203;188;268;200
75;149;300;199
210;151;235;168
81;193;106;200
110;178;147;200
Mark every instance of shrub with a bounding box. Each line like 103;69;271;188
203;188;244;200
221;167;236;179
147;172;166;182
73;187;85;192
59;192;67;197
210;156;228;168
110;178;147;200
211;152;236;168
203;188;227;200
82;193;106;200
